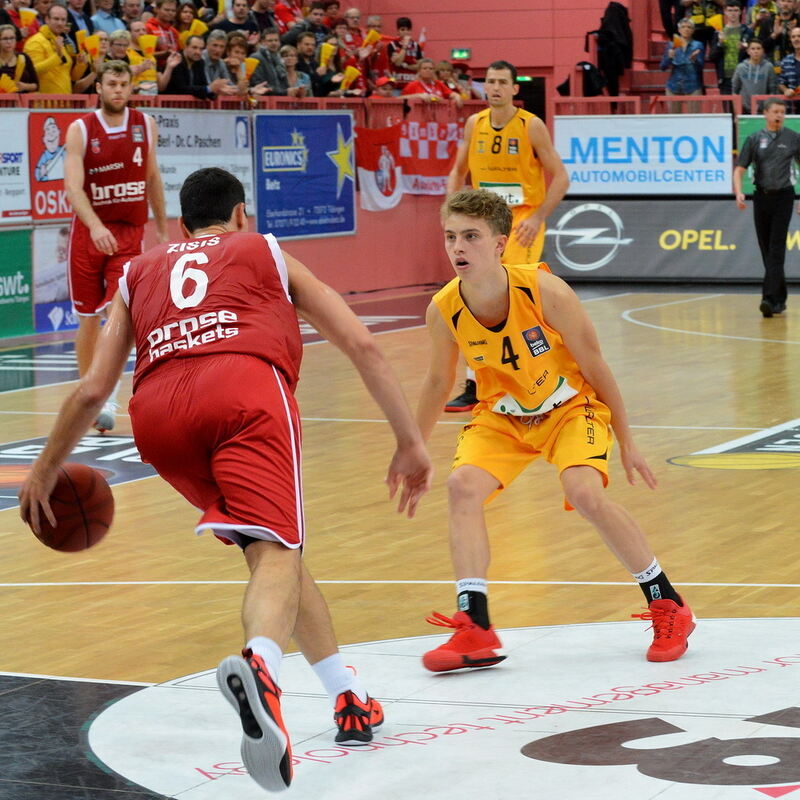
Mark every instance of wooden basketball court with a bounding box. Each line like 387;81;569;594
1;285;798;799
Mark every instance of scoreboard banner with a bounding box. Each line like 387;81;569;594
253;110;356;240
555;114;733;196
152;109;255;218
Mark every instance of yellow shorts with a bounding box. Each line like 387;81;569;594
451;392;613;509
502;205;545;266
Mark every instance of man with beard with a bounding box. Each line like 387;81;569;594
63;61;168;432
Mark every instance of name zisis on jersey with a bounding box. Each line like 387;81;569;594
146;309;240;362
90;180;146;204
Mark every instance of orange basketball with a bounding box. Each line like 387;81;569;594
34;463;114;552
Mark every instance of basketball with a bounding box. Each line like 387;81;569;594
34;463;114;552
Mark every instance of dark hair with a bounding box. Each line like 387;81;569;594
487;60;517;82
763;97;787;111
396;16;411;29
296;31;316;43
724;1;741;7
441;189;512;237
309;1;326;9
261;26;279;36
180;168;245;231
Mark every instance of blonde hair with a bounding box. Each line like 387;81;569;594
441;189;512;237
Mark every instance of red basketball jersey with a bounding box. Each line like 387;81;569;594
77;107;150;226
120;232;303;392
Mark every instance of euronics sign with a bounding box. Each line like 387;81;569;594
554;115;733;195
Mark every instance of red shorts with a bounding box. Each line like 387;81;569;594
129;354;304;549
68;218;144;315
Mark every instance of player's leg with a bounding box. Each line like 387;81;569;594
291;562;384;745
553;403;695;663
423;416;532;672
75;314;102;377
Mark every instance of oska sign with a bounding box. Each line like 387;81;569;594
27;111;82;222
546;199;800;281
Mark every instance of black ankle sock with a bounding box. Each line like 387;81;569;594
639;572;682;606
458;590;490;629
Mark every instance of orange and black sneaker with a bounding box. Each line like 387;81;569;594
217;650;293;792
632;597;697;662
333;690;384;746
422;611;506;673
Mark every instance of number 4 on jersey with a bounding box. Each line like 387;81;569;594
132;146;143;167
501;336;520;371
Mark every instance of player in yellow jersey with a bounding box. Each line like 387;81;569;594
444;60;569;413
416;190;695;671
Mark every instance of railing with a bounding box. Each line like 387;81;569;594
648;94;742;115
19;93;96;108
554;95;642;115
0;93;20;107
749;94;791;114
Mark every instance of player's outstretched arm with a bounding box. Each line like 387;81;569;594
19;294;135;533
416;301;460;441
538;271;657;490
283;250;432;517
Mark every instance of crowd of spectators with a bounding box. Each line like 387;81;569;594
660;0;800;111
0;0;488;100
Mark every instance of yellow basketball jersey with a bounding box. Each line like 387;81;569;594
468;108;546;210
433;265;593;416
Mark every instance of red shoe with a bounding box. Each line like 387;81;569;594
334;690;384;746
633;597;696;662
217;650;292;792
444;379;477;413
422;611;505;672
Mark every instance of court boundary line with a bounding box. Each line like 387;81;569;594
621;294;800;344
2;579;800;588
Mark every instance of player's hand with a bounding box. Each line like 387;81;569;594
90;224;118;255
619;441;657;490
513;211;544;248
736;192;746;209
385;441;433;518
19;463;59;536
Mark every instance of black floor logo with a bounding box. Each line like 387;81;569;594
522;706;800;786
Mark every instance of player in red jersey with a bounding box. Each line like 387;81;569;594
20;167;432;794
64;60;168;433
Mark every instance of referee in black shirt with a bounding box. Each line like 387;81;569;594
734;98;800;317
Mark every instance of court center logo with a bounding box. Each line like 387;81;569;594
547;203;633;272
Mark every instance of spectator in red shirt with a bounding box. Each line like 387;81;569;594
401;57;462;106
321;0;339;28
273;0;303;35
387;15;422;89
341;6;363;54
145;0;181;66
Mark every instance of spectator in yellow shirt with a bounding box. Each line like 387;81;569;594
24;4;86;93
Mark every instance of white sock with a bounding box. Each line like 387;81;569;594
246;636;283;684
632;557;662;584
466;367;476;381
311;653;367;705
105;379;121;410
456;578;487;595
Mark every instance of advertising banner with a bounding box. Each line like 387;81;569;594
253;111;355;240
153;109;254;217
0;109;31;224
737;115;800;194
555;115;733;195
28;110;83;222
544;198;800;281
32;223;78;333
0;229;34;338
